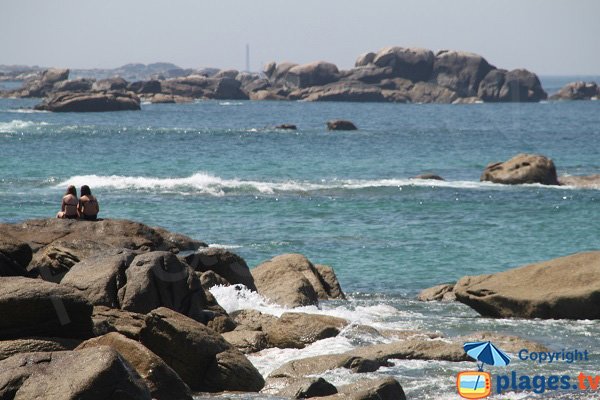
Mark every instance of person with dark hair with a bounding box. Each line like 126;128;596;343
78;185;100;221
56;185;79;219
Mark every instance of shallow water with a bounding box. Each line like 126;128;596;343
1;78;599;398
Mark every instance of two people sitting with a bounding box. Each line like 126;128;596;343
56;185;100;220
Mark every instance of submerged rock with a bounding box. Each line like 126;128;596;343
326;119;358;131
418;283;456;301
558;174;600;188
34;91;141;112
454;251;600;319
480;153;559;185
412;173;445;181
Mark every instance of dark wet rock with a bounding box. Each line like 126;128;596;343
558;174;600;188
498;69;547;102
185;248;257;291
209;77;249;100
0;337;81;361
276;123;297;130
477;69;507;101
418;283;456;301
355;52;376;67
550;81;599;100
91;306;148;339
481;153;559;185
128;79;161;94
432;50;493;97
198;270;230;290
34;90;141;112
277;377;338;399
252;253;344;307
326;120;358;131
0;234;32;277
53;78;94;92
412;174;445;181
265;312;348;349
140;307;264;392
454;251;600;319
325;377;406;400
222;330;269;354
373;46;434;82
92;77;128;91
0;276;93;339
78;332;193;400
0;347;151;400
314;264;346;299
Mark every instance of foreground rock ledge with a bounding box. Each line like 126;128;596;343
454;251;600;319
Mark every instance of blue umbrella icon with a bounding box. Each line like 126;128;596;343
464;341;511;371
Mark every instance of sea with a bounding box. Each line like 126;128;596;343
1;76;599;399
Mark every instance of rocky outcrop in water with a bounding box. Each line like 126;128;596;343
550;81;599;100
480;153;559;185
34;90;141;112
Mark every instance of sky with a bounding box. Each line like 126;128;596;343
1;0;599;75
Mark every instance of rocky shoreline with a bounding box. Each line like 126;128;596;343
1;216;597;399
1;46;597;112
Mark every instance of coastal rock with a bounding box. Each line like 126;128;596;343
314;264;346;299
91;306;148;339
140;307;264;392
117;251;219;323
262;61;277;79
160;75;209;97
454;251;600;319
149;93;193;103
198;270;230;290
92;77;128;91
326;120;358;131
373;46;434;82
558;174;600;188
299;81;385;102
284;61;340;88
0;276;93;339
457;332;549;353
209;77;249;100
230;309;278;332
0;337;80;361
213;69;239;79
185;248;257;291
269;62;299;84
243;77;271;93
343;66;395;84
249;89;287;101
53;78;94;92
276;123;297;130
323;377;406;400
265;312;349;349
222;330;269;353
61;250;137;307
0;347;151;400
453;96;482;104
0;218;204;254
417;283;456;301
34;90;141;112
409;81;458;103
432;50;493;97
128;79;161;94
355;52;376;67
270;354;380;378
498;69;547;102
0;234;32;276
412;173;445;181
477;69;506;101
18;68;70;97
480;153;559;185
252;253;343;307
550;81;599;100
276;377;338;399
77;332;192;400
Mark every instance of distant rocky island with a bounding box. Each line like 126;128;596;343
1;46;598;112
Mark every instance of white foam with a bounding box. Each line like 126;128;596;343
219;101;244;106
0;120;48;132
57;172;591;196
207;243;242;249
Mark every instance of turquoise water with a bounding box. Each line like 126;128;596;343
1;79;599;398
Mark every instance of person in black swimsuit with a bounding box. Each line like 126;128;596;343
78;185;100;221
56;185;79;219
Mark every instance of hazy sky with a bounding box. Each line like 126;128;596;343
1;0;599;75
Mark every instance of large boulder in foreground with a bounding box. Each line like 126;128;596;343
140;307;264;392
0;276;93;339
0;337;81;361
0;347;151;399
0;234;32;277
34;91;141;112
480;153;559;185
454;251;600;319
251;253;345;307
185;247;257;291
78;332;192;400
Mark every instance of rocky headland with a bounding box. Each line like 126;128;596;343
0;217;576;399
11;45;599;112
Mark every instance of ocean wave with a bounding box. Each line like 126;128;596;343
0;119;49;132
56;172;592;195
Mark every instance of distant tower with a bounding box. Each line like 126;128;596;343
245;44;250;72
